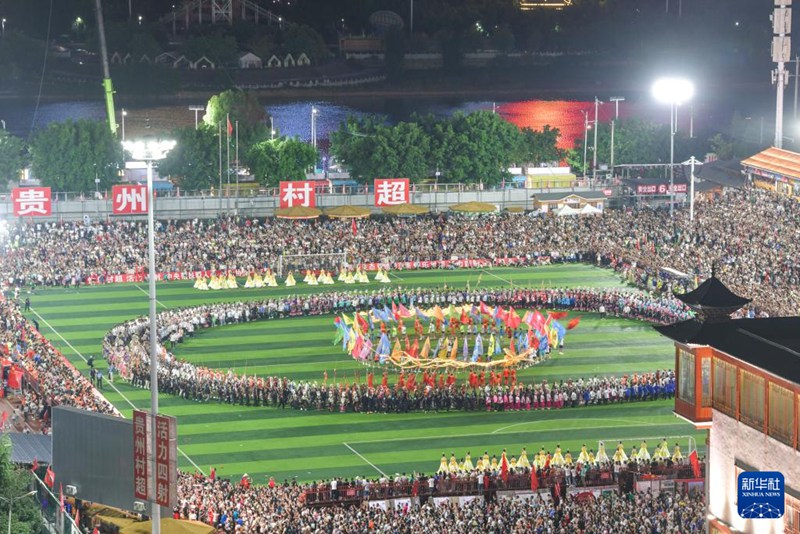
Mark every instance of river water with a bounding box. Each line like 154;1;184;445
0;89;777;150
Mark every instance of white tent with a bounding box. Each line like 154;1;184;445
555;205;580;217
580;204;603;215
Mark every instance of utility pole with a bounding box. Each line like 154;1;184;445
189;106;204;129
582;110;589;178
410;0;414;34
592;97;601;184
772;1;792;148
609;97;625;174
794;56;799;120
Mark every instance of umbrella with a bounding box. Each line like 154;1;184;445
382;203;429;216
275;206;322;219
120;518;215;534
324;205;372;219
449;201;497;213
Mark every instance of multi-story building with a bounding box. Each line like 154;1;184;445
655;275;800;533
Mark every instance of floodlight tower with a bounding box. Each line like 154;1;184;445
773;0;792;148
652;78;694;218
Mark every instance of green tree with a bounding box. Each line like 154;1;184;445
0;131;28;188
30;120;123;192
0;436;43;534
246;137;318;186
181;33;238;65
280;25;328;62
158;127;220;190
516;126;562;165
203;89;269;150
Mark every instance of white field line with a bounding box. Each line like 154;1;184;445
481;269;513;285
343;442;387;477
134;284;169;309
30;308;205;475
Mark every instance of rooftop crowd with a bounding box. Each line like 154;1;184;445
1;187;798;315
102;287;682;414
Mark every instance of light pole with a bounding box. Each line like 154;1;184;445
121;138;176;534
311;106;318;149
270;116;275;140
1;19;6;37
652;77;694;218
189;106;204;129
592;97;601;185
121;109;127;141
0;490;36;534
581;110;590;179
609;96;625;174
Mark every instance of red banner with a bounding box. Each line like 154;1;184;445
132;410;149;501
374;178;410;207
635;183;688;195
112;184;148;214
11;187;51;217
279;181;316;208
154;414;177;507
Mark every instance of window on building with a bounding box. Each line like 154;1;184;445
739;370;765;430
712;358;736;416
768;382;794;446
678;349;695;403
786;495;800;534
701;357;712;407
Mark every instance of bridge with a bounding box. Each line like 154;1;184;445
161;0;290;28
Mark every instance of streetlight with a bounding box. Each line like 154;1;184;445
189;106;204;129
2;19;6;37
0;490;36;534
138;14;143;25
581;110;590;179
270;116;275;140
652;77;694;218
121;138;176;534
121;109;127;141
311;106;318;149
609;96;625;174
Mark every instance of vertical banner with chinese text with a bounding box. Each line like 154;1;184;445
154;414;177;508
132;410;149;501
374;179;410;207
279;181;316;208
12;187;52;216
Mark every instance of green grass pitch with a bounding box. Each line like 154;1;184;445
26;265;705;483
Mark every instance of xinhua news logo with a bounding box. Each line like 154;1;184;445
737;471;784;519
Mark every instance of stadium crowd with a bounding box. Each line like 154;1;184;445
174;469;706;533
102;287;681;413
0;298;117;433
2;187;798;315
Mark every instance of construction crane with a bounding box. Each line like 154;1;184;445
94;0;117;135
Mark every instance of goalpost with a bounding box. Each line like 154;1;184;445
278;252;349;277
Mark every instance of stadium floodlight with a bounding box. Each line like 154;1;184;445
122;137;175;534
652;77;694;218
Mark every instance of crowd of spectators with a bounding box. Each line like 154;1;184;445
2;187;798;315
174;469;706;533
102;287;681;413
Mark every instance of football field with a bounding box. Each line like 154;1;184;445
27;265;704;483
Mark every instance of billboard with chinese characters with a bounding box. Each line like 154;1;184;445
112;184;148;215
635;183;688;195
374;178;410;207
279;181;316;208
12;187;51;216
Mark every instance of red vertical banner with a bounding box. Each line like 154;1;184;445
12;187;52;216
279;181;316;208
132;410;149;501
154;414;177;508
112;184;148;214
374;178;409;207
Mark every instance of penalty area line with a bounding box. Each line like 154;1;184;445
134;284;169;309
29;307;206;476
481;269;513;286
343;442;387;477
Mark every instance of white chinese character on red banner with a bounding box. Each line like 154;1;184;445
374;178;409;207
279;181;316;208
112;185;148;214
12;187;51;216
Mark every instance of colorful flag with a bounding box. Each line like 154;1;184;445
44;466;55;488
567;316;582;330
431;305;444;322
449;338;459;359
472;334;484;362
548;311;569;320
397;303;412;318
351;218;357;236
688;450;701;478
420;337;431;359
501;452;509;483
530;469;539;491
31;458;39;473
226;114;233;136
462;336;469;360
416;307;430;323
479;301;493;316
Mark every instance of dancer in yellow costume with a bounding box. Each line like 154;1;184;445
596;441;609;464
208;274;221;290
672;443;684;462
194;276;208;290
448;453;459;473
564;450;574;466
475;456;485;471
253;271;264;288
587;449;596;465
638;440;651;462
551;445;565;467
244;273;255;288
284;271;296;287
483;451;490;467
630;445;639;463
226;272;238;289
463;452;474;472
654;438;670;460
577;444;591;464
612;442;628;463
517;448;531;469
437;454;449;474
490;456;499;471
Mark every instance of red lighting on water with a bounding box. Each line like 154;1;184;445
498;101;609;150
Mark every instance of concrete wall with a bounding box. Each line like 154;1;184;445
0;187;594;222
708;410;797;533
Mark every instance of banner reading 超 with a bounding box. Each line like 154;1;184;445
374;178;410;207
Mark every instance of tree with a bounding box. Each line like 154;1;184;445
203;89;269;151
30;120;123;193
0;436;43;534
246;137;318;186
158;127;220;190
0;131;28;189
516;126;562;165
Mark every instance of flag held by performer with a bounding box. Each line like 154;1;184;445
567;316;582;330
688;450;701;478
